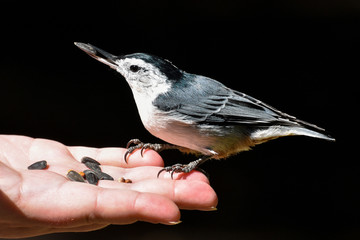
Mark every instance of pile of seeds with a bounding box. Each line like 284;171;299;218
27;156;132;185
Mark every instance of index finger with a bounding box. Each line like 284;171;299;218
68;146;164;168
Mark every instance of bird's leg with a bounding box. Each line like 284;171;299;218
157;155;212;179
124;139;185;163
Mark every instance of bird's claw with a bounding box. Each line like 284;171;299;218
157;163;208;179
124;139;165;163
126;139;143;149
124;139;144;163
157;164;189;179
140;143;153;157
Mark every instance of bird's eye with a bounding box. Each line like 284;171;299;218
130;65;141;72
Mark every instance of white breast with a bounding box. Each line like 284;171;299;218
132;92;216;155
132;93;158;128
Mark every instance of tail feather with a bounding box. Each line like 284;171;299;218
289;126;335;141
250;125;335;144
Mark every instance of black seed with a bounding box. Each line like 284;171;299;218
67;170;86;182
81;156;101;166
28;160;48;170
84;161;102;172
83;170;100;185
98;172;114;181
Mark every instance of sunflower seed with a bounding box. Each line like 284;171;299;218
83;170;100;185
81;156;101;166
27;160;48;170
98;171;114;181
84;161;102;172
67;170;86;182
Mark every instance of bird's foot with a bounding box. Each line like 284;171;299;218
124;139;178;163
157;156;211;179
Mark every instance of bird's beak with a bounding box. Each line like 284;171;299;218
74;42;118;69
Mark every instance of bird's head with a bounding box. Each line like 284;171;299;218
75;42;183;98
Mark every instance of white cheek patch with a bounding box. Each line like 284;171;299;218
115;57;170;93
117;58;166;78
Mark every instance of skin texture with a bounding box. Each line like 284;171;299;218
0;135;217;238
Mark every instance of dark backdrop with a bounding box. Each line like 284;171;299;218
0;1;359;239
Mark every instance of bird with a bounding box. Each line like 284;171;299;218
74;42;335;178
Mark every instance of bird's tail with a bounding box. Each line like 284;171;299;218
286;126;335;141
250;124;335;144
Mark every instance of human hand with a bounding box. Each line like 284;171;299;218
0;135;217;238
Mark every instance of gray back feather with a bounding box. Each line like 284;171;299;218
153;73;327;133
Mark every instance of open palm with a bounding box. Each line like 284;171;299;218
0;135;217;238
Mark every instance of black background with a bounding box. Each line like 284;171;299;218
0;1;359;239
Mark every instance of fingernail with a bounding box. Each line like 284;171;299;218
205;206;218;211
167;220;182;225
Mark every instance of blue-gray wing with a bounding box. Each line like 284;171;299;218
153;74;322;130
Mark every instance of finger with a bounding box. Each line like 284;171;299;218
27;138;77;168
99;166;210;184
23;181;181;226
68;147;164;168
158;169;210;183
49;223;109;234
92;188;181;225
133;179;218;211
97;179;218;211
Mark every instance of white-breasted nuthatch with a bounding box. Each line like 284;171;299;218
75;42;335;178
